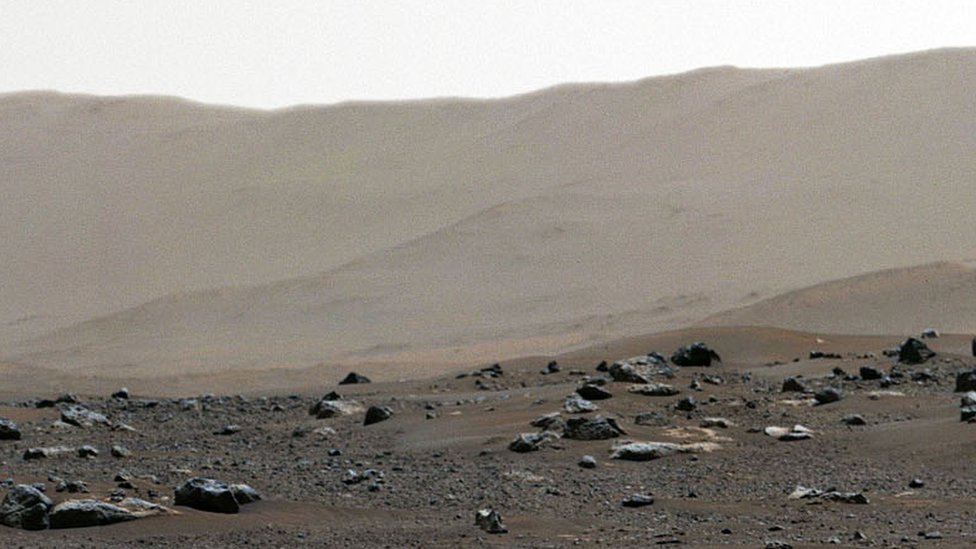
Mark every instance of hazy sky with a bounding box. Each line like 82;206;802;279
2;1;974;109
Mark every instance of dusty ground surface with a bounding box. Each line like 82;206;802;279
1;327;975;547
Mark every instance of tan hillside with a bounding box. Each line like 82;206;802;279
4;48;976;376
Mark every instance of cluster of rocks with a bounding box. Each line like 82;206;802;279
174;477;260;514
0;484;172;530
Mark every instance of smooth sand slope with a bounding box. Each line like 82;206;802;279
4;48;976;379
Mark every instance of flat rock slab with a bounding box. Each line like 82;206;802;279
49;499;137;529
610;441;720;461
627;383;679;396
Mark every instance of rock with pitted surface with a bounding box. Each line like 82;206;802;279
60;405;110;428
508;431;559;453
563;394;599;413
49;499;137;529
174;477;240;514
562;416;625;441
0;484;53;530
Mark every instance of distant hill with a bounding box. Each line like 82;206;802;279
4;48;976;376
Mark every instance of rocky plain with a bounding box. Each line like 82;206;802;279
2;327;976;547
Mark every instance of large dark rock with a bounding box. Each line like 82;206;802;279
0;418;21;441
781;377;807;393
814;387;843;405
363;406;394;426
49;500;136;529
670;342;721;367
972;336;976;357
338;372;371;385
897;338;936;365
956;370;976;392
575;384;613;401
59;405;109;428
1;484;53;530
540;361;560;375
174;478;240;514
562;416;625;441
859;366;884;380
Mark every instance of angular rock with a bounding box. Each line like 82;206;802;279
621;493;654;508
961;406;976;422
475;508;508;534
49;500;136;529
781;376;808;392
60;405;109;428
77;445;99;458
111;445;131;458
671;342;721;367
814;387;843;405
562;416;625;441
363;406;394;426
563;393;598;413
628;383;679;397
338;372;371;385
920;328;940;339
111;388;130;400
0;418;22;441
308;398;364;419
608;362;650;384
540;360;560;375
529;413;564;431
675;396;697;412
575;384;613;401
898;337;936;364
55;480;89;494
174;477;239;513
508;431;559;453
0;484;53;530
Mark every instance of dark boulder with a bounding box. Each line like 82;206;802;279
575;384;613;401
956;370;976;392
540;361;560;375
578;455;597;469
671;342;721;367
781;377;807;393
174;477;239;514
49;500;136;529
562;416;625;441
0;484;53;530
859;366;884;380
814;387;843;405
508;431;559;453
77;445;99;458
0;418;21;440
338;372;371;385
897;338;935;365
363;406;394;426
111;388;130;400
675;396;698;412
